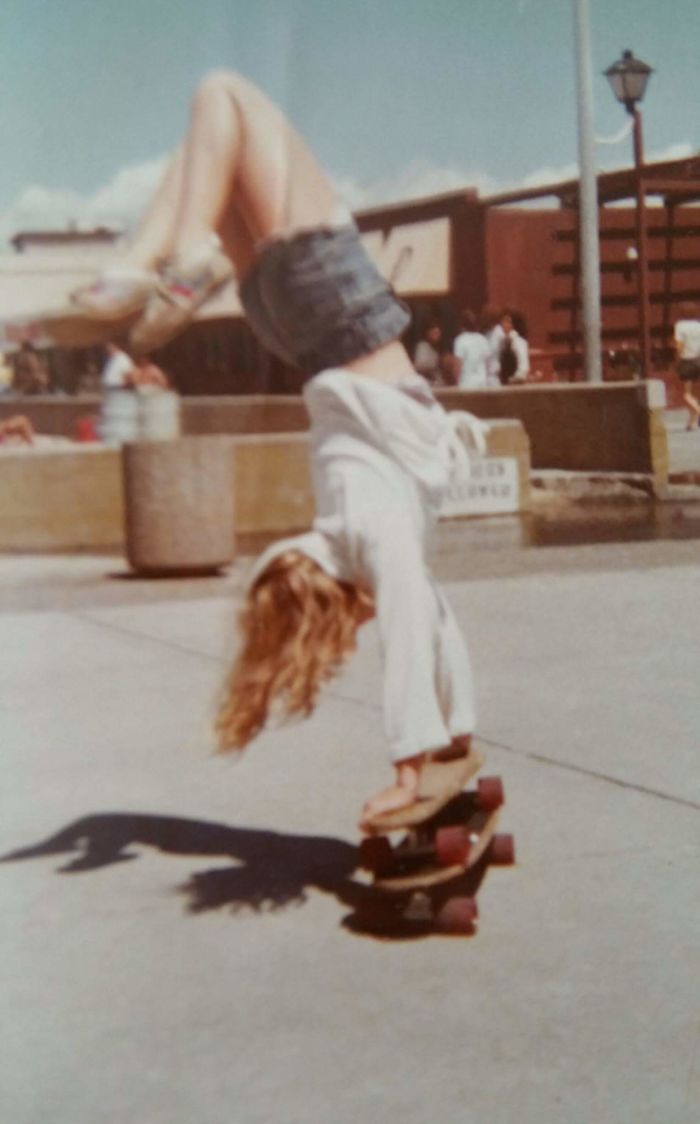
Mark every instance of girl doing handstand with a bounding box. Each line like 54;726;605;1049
74;70;485;828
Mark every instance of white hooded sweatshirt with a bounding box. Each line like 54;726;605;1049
250;368;482;762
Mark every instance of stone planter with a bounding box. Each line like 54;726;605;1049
137;389;181;441
101;390;139;444
122;435;235;575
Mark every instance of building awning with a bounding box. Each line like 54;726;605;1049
360;217;450;295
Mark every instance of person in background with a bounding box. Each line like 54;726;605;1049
76;359;102;395
12;342;49;395
0;351;14;394
673;301;700;430
480;306;505;388
0;415;35;445
127;355;171;391
452;308;490;389
413;321;448;387
100;342;134;391
497;311;530;385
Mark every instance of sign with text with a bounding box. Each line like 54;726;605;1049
441;456;520;518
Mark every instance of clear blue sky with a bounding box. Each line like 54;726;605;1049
1;0;698;229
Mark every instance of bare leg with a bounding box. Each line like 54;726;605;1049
682;379;700;429
168;70;338;265
118;70;341;349
165;73;416;377
121;146;187;269
69;147;190;317
128;70;416;375
86;67;327;276
80;68;413;375
93;60;322;271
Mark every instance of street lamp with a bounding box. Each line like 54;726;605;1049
604;49;654;377
604;49;653;113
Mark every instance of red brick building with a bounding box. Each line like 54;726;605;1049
357;154;700;381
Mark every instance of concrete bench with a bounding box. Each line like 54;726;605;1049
0;421;530;554
1;379;668;486
0;433;314;553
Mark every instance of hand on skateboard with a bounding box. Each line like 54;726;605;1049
360;744;485;836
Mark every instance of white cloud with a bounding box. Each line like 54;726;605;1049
83;155;169;228
332;159;501;211
0;184;84;242
1;140;696;247
647;140;693;163
0;154;169;247
517;162;579;190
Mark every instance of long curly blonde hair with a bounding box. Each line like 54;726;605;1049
216;549;372;752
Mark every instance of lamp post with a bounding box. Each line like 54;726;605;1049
574;0;603;383
604;49;654;378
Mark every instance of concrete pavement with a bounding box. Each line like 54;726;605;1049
1;524;700;1124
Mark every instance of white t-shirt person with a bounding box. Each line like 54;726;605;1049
453;329;490;389
674;316;700;361
101;345;133;390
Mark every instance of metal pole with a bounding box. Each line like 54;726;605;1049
632;107;652;378
573;0;603;382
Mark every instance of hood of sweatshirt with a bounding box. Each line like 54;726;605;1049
304;368;486;509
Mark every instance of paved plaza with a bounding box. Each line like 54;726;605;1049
2;486;699;1124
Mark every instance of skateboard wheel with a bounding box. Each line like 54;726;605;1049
436;896;478;935
487;833;516;866
358;836;394;875
434;824;473;866
355;897;402;934
476;776;504;811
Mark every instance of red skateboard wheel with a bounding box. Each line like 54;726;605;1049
436;896;479;935
476;776;505;811
487;833;516;866
434;824;473;866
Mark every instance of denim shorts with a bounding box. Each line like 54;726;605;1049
239;223;411;376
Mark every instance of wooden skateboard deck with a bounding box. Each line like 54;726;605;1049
374;797;502;891
354;782;515;937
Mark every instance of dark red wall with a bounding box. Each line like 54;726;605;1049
485;204;700;375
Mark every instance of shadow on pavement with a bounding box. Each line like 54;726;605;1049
2;811;366;917
3;812;493;941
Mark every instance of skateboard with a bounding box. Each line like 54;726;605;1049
355;753;515;937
